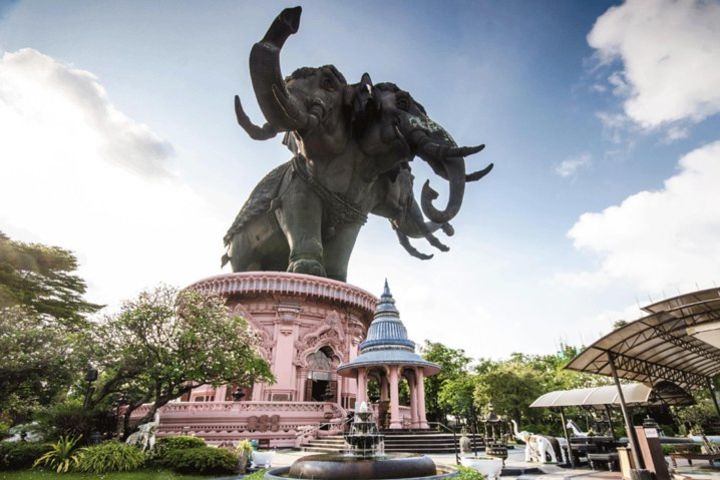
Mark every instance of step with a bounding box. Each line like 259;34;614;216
302;446;344;453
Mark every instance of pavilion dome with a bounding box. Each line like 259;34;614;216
337;281;440;377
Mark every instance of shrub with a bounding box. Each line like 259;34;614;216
33;435;83;473
154;435;206;456
77;441;146;473
0;442;48;470
164;446;238;475
37;400;115;441
456;465;487;480
243;469;268;480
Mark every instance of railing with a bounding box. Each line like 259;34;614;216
295;416;353;447
132;401;343;417
426;421;460;465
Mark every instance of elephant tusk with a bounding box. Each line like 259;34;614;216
234;95;278;140
466;162;494;182
424;230;450;252
420;142;485;160
395;229;434;260
440;222;455;236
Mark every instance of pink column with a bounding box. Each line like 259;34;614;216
336;375;343;406
215;385;228;402
356;368;367;407
380;375;389;401
389;366;401;429
409;375;418;428
416;367;429;429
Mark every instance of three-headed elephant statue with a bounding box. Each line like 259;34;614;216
223;6;493;281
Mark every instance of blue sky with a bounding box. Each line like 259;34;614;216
2;0;720;359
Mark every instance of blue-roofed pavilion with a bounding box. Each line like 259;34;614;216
338;281;440;429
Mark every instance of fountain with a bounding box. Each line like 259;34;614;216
265;402;457;479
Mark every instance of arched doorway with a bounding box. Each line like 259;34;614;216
304;346;338;402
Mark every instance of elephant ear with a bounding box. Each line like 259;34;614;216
348;72;379;137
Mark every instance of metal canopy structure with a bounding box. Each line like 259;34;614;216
566;288;720;391
565;288;720;471
530;382;694;409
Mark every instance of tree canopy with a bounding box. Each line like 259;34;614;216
421;341;612;435
0;233;97;423
0;233;100;327
87;286;274;437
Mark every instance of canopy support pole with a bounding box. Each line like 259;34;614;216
709;377;720;419
558;407;575;468
604;404;616;440
608;352;643;470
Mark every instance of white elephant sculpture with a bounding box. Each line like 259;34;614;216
565;419;589;437
510;419;560;464
125;420;158;451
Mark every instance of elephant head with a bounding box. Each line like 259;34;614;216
370;82;493;224
235;7;375;159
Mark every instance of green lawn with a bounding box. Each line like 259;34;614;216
0;470;221;480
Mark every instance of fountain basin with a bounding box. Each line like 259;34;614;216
459;456;503;480
265;453;458;479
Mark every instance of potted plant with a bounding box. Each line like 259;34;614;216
236;439;254;473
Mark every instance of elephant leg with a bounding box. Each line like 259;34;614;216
228;233;262;272
323;223;362;282
275;180;326;276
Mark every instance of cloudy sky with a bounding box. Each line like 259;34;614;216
2;0;720;359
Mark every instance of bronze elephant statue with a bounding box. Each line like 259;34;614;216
223;7;492;281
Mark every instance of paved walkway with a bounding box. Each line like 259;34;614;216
219;448;718;479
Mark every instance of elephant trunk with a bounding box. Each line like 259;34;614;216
249;7;315;131
420;156;466;224
407;128;469;224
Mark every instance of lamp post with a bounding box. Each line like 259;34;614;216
232;388;246;402
83;367;98;409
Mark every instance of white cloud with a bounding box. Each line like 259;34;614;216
0;49;224;306
560;140;720;291
554;152;591;178
663;126;690;144
595;111;633;144
588;0;720;128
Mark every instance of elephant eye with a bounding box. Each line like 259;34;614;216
321;76;336;91
396;95;410;111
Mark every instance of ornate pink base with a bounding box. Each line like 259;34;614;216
152;272;377;447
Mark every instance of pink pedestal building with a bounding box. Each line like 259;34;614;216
142;272;434;447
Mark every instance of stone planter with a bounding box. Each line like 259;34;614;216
460;456;503;480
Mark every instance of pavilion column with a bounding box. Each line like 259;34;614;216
389;366;402;429
336;375;343;407
381;375;390;402
409;373;419;428
416;367;429;429
356;368;367;407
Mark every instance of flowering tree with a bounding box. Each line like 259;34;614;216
87;286;273;437
0;306;85;422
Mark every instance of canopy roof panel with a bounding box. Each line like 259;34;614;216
566;288;720;390
530;382;694;408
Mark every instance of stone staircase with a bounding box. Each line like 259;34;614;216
302;435;346;453
383;430;484;454
302;430;485;454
